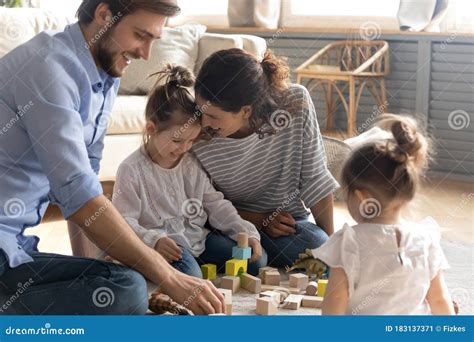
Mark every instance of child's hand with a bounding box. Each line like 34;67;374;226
155;237;182;263
248;238;263;263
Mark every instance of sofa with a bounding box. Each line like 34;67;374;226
0;7;267;180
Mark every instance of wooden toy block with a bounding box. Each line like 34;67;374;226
289;273;309;290
259;290;281;304
240;273;262;294
283;294;303;310
256;297;277;315
217;288;233;316
306;281;318;296
258;266;277;280
289;287;303;294
263;270;280;285
301;295;323;308
225;259;248;276
317;279;328;297
232;246;252;260
201;264;217;280
221;276;240;293
237;233;248;247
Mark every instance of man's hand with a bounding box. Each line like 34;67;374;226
264;211;296;238
155;237;182;263
161;270;225;315
248;238;262;263
69;195;225;315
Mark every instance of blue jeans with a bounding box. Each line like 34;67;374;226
260;218;329;268
0;251;148;315
171;232;268;277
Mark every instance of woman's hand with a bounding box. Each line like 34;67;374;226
155;237;182;263
264;211;297;238
248;238;263;262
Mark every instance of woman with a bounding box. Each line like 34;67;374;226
192;48;339;267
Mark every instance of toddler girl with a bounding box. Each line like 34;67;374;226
313;114;454;315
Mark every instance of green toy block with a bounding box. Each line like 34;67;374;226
201;264;217;280
232;246;252;260
225;259;248;276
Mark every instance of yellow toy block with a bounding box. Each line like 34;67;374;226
317;279;328;297
225;259;248;276
201;264;217;280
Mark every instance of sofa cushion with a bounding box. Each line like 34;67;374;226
119;24;206;96
107;95;147;135
0;8;70;58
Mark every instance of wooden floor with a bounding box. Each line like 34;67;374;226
28;177;473;256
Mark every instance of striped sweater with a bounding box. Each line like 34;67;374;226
192;84;339;220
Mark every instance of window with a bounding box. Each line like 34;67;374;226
281;0;400;30
445;0;474;32
168;0;228;27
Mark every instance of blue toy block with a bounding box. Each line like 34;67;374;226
232;246;251;260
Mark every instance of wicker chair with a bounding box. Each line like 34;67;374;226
296;40;390;136
322;135;352;202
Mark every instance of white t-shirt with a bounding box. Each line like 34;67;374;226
112;148;260;257
312;217;449;315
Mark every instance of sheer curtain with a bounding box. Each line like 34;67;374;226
281;0;473;32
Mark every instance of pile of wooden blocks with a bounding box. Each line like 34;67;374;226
200;233;328;315
256;268;327;315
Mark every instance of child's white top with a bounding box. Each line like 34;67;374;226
312;217;449;315
113;148;260;257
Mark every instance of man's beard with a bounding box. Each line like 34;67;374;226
95;29;122;78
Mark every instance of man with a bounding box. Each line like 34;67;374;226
0;0;224;315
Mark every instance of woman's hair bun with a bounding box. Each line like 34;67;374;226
260;49;290;91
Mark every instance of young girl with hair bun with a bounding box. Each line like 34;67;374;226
112;65;266;278
313;114;455;315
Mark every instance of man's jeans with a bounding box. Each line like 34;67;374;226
0;251;148;315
